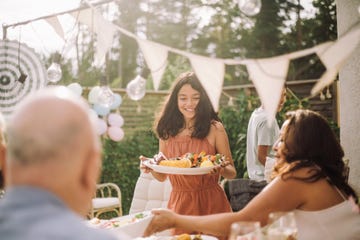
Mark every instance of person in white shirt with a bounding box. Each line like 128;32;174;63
246;89;286;181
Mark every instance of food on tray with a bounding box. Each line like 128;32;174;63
174;234;203;240
159;158;192;168
154;151;225;168
89;212;149;229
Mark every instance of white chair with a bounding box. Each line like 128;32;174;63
88;182;122;219
129;172;172;214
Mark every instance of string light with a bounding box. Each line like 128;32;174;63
238;0;262;16
126;68;150;101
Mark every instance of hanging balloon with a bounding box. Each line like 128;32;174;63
107;113;124;127
238;0;262;16
108;126;124;142
96;118;107;135
110;93;122;110
67;83;83;96
88;86;101;104
0;40;47;115
93;103;110;117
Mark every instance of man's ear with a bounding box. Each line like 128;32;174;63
81;149;101;193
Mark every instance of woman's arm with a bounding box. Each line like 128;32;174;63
211;121;236;179
144;176;306;237
140;140;168;182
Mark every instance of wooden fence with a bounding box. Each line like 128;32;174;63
108;80;337;139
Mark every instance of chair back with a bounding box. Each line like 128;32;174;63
129;172;172;214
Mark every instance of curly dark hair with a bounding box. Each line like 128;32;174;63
155;72;220;140
275;109;358;202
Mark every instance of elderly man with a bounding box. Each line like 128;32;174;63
0;86;127;240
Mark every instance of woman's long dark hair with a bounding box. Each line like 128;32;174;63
277;109;358;203
155;72;220;140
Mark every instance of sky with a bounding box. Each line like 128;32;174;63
0;0;316;59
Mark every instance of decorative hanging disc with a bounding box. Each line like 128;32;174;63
0;40;47;115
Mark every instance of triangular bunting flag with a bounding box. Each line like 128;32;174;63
189;55;225;112
71;9;116;67
137;39;168;91
45;16;65;40
246;56;289;125
312;23;360;95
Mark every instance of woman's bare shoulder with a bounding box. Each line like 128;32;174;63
210;120;225;132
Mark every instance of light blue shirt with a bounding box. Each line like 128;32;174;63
0;186;127;240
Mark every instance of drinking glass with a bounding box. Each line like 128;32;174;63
267;211;297;240
228;221;263;240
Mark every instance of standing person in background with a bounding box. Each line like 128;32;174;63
246;89;286;181
0;86;128;240
142;71;236;237
0;112;6;197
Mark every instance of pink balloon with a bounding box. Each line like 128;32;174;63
108;126;124;142
96;118;107;135
107;113;124;127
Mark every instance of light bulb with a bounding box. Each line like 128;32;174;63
97;86;115;108
326;87;332;99
126;75;146;101
238;0;262;16
320;91;326;101
47;62;62;83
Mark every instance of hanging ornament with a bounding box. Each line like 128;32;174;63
325;87;332;99
96;75;115;107
238;0;262;16
0;40;47;115
320;91;326;101
126;68;150;101
47;53;62;83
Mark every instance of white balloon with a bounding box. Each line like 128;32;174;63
108;126;124;141
107;113;124;127
96;118;107;135
67;82;83;96
88;86;101;104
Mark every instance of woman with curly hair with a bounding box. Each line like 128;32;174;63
144;109;360;240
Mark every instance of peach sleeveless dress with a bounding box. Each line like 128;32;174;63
162;135;232;235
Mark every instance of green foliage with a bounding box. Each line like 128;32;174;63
100;130;158;215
